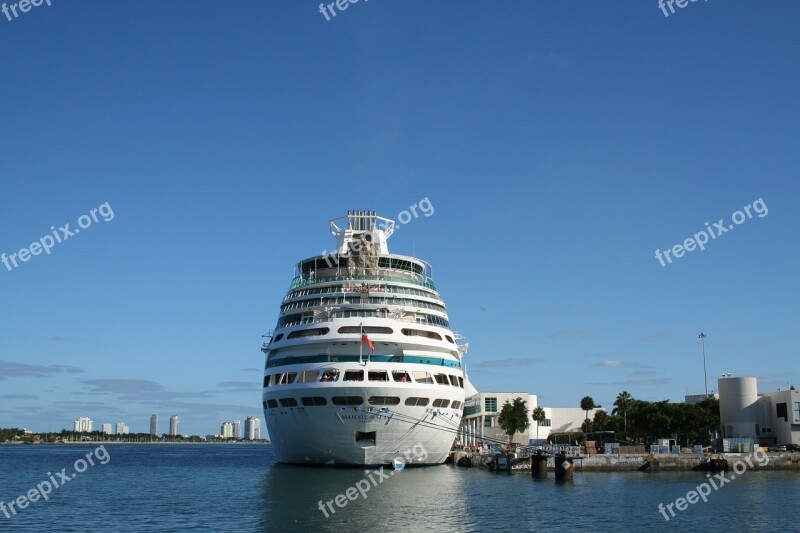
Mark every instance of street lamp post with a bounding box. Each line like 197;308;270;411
699;332;708;398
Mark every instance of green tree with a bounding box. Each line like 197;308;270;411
531;406;546;443
498;397;530;442
592;410;609;431
0;428;24;443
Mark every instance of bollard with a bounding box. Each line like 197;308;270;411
494;453;502;472
554;454;574;481
531;452;547;477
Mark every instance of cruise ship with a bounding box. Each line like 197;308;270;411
261;211;467;466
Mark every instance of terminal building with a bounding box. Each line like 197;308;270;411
719;376;800;446
458;390;602;446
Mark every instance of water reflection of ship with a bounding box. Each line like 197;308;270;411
258;463;473;531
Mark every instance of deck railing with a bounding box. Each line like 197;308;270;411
290;274;436;291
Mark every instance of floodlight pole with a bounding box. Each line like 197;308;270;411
699;333;708;398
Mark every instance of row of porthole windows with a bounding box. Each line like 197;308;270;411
263;369;464;388
263;397;464;409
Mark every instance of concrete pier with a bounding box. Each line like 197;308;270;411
463;451;800;472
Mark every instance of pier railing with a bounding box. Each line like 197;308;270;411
516;445;582;458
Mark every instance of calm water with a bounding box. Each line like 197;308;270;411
0;444;798;532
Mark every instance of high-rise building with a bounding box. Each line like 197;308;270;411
245;417;261;440
233;420;241;439
101;423;112;434
221;422;233;438
115;422;129;435
150;414;158;435
169;416;179;436
73;417;93;432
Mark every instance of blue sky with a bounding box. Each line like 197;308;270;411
1;1;798;436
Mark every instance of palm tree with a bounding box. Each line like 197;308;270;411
613;391;633;435
580;396;597;434
531;407;546;443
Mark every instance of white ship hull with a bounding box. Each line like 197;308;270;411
265;367;464;465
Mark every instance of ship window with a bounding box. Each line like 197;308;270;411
297;370;319;383
392;371;411;382
332;396;364;406
262;401;268;409
434;374;449;385
280;372;297;385
448;375;458;386
401;328;443;341
369;396;400;406
287;327;330;339
458;377;464;388
263;375;270;388
270;374;282;386
266;400;278;408
344;370;364;382
445;335;455;344
321;370;340;382
432;399;450;408
273;333;284;342
301;397;327;406
404;397;430;407
451;401;462;409
368;371;389;382
338;326;394;334
413;371;434;384
279;398;298;407
355;431;376;445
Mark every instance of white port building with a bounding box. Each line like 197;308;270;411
719;376;800;446
458;391;603;446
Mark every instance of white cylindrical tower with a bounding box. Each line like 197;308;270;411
718;376;759;438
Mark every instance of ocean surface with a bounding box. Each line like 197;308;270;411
0;444;797;532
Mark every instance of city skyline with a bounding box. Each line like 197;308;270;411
54;413;264;437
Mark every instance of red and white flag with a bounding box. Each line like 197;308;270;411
361;325;375;352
